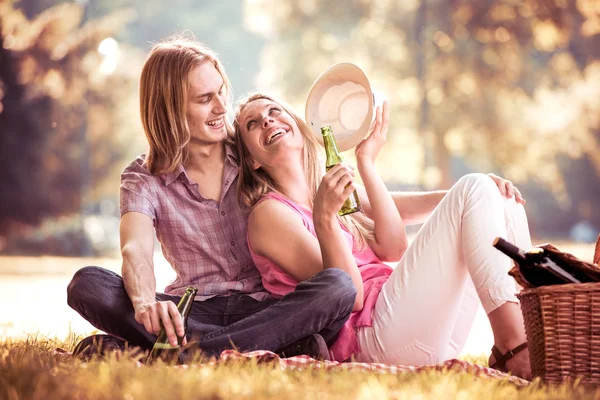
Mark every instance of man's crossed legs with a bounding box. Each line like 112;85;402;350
67;266;356;361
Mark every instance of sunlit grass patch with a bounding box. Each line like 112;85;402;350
1;336;599;399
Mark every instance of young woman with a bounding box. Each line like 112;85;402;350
233;93;533;379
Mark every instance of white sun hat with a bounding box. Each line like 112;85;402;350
305;62;380;152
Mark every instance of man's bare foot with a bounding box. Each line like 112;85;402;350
488;343;532;380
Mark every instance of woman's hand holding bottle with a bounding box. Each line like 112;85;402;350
314;163;356;222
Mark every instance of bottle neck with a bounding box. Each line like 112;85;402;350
322;132;343;167
177;287;198;318
493;237;527;262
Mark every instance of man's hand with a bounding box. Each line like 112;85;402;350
134;300;186;346
487;173;526;205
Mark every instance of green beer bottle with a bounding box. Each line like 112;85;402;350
147;286;197;364
321;126;361;216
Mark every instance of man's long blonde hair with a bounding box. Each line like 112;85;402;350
233;93;374;248
139;35;232;175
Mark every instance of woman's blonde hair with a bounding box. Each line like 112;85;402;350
139;35;232;175
233;93;374;248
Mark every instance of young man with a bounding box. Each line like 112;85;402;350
66;36;357;360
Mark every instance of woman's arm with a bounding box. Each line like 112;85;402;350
313;164;364;310
355;102;408;261
357;188;448;226
358;172;524;226
249;196;364;311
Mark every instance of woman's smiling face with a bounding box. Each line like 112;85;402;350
238;98;304;170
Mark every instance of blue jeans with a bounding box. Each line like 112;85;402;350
67;266;356;357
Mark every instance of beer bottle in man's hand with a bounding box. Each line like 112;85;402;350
147;286;197;364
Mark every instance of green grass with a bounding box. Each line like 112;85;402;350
2;246;599;399
1;336;599;399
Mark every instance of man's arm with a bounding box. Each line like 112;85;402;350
120;211;184;346
357;185;448;226
390;191;448;225
120;211;156;312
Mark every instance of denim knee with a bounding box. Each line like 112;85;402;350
315;269;357;311
67;266;106;308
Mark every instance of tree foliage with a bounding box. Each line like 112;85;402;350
1;0;265;255
245;0;600;194
0;0;139;236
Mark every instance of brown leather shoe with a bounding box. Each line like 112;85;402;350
489;342;528;372
276;334;331;361
72;334;127;360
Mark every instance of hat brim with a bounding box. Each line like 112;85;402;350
305;63;373;152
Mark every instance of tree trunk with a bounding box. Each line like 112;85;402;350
415;0;429;188
433;129;452;189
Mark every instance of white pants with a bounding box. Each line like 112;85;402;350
354;173;532;365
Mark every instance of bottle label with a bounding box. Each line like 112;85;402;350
151;343;180;350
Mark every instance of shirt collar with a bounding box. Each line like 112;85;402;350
224;143;239;167
162;144;238;186
163;164;185;186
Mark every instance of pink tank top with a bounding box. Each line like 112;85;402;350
249;192;393;361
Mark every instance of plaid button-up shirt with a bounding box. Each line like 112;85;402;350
120;146;270;301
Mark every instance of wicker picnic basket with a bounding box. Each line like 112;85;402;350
516;235;600;385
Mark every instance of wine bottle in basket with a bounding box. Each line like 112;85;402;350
493;237;581;286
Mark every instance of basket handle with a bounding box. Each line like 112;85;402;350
595;234;600;265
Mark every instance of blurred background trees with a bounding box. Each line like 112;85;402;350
0;0;598;256
246;0;600;239
0;0;141;254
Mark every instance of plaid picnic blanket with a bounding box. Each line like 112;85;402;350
55;347;527;386
177;349;529;386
